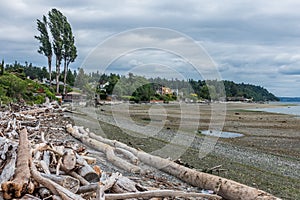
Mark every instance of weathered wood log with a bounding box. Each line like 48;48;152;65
96;172;122;200
67;171;90;186
77;183;98;194
39;160;51;174
41;173;80;193
61;148;76;172
38;187;51;199
1;128;34;199
80;155;97;165
110;176;146;194
20;120;40;128
67;124;281;200
20;194;42;200
66;125;141;174
76;154;99;183
30;160;84;200
115;147;139;165
20;108;50;115
0;138;17;184
105;190;222;200
42;150;51;169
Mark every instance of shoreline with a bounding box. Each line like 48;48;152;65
69;102;300;199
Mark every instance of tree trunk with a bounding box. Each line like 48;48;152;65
48;55;52;86
63;60;67;94
56;59;60;94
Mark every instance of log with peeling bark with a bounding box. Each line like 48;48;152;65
1;128;34;199
66;124;281;200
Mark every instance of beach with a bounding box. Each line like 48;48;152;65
69;102;300;199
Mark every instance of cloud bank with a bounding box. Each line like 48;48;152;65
0;0;300;96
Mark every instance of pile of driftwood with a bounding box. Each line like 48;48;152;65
0;103;280;200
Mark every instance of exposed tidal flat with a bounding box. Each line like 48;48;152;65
70;102;300;199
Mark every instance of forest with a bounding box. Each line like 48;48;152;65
96;73;279;102
0;59;279;105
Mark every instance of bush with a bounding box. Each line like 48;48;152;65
0;73;56;104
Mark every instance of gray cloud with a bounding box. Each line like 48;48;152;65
0;0;300;96
278;65;300;75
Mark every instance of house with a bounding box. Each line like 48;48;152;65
63;91;87;105
226;97;253;102
156;86;175;95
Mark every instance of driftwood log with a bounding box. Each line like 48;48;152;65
105;190;222;200
71;126;141;174
41;173;80;193
67;124;280;200
30;159;84;200
0;138;18;184
1;128;34;199
75;153;99;182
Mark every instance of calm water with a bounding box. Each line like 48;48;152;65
200;130;244;138
253;97;300;116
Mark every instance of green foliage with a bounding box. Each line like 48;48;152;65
223;80;279;101
96;74;179;103
35;15;53;82
95;73;278;102
46;8;77;93
0;59;4;75
74;68;90;89
66;69;75;86
0;73;55;104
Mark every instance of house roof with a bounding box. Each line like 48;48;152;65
67;91;82;95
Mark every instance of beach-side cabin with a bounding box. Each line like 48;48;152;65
63;91;87;105
226;97;253;102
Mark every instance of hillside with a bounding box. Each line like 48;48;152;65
0;72;55;105
223;80;279;102
96;74;279;102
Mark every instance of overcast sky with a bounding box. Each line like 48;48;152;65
1;0;300;96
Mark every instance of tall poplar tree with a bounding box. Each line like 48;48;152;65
48;8;64;93
36;8;77;94
62;20;77;94
35;15;52;84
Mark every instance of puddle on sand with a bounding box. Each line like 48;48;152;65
198;130;244;138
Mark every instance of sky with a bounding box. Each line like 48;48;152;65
1;0;300;96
